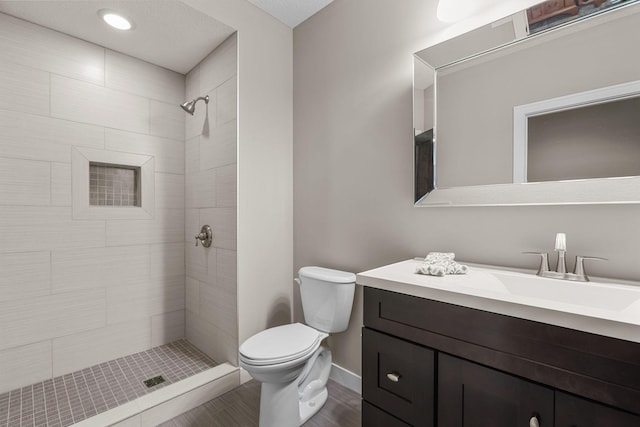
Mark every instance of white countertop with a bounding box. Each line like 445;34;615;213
357;259;640;343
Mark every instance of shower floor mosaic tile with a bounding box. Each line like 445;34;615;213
0;340;218;427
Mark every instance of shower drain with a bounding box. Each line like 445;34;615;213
143;375;166;388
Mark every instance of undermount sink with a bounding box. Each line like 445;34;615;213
357;259;640;343
490;270;640;311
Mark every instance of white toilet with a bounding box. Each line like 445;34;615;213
239;266;356;427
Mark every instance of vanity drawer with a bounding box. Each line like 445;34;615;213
362;327;434;426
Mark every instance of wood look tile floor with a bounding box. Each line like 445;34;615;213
160;380;361;427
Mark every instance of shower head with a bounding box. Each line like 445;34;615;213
180;95;209;115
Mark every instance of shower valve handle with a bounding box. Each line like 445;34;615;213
194;225;213;248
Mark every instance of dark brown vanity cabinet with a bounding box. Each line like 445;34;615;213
362;287;640;427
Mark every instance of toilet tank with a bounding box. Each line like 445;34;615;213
298;266;356;333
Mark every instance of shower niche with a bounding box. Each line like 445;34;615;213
72;147;155;220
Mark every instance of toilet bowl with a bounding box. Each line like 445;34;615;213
239;267;356;427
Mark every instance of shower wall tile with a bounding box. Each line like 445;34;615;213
52;319;151;377
106;276;185;325
0;206;105;253
199;286;237;338
185;277;201;315
0;12;104;85
52;245;150;292
151;309;185;347
0;341;52;394
105;50;185;105
0;251;50;303
149;243;185;279
106;209;184;246
216;76;238;125
51;162;72;206
0;157;50;205
186;243;208;283
186;311;238;365
199;119;237;170
185;169;216;208
185;209;200;244
0;60;50;116
51;75;150;134
0;289;106;350
155;173;185;208
215;163;237;207
200;208;237;250
185;136;200;174
216;249;238;294
150;100;185;141
199;33;237;94
105;129;184;174
185;64;201;101
0;110;104;163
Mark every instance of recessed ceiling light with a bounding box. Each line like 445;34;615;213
98;9;133;31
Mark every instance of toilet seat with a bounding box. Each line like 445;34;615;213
239;323;327;367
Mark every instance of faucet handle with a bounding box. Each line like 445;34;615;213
523;252;550;276
573;256;607;279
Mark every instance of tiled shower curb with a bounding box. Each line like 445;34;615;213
74;364;239;427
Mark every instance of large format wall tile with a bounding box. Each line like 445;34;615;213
106;209;184;246
151;309;185;347
150;100;185;141
185;169;216;208
106;50;184;105
0;157;50;205
155;173;185;209
216;76;237;125
199;119;237;170
0;206;105;253
200;208;237;250
51;75;150;134
149;242;185;279
0;251;50;302
0;109;104;163
52;318;151;377
106;276;185;325
51;162;72;206
0;12;104;85
105;129;184;174
0;341;52;394
199;34;237;94
52;245;150;292
0;60;49;116
186;311;237;365
215;163;237;207
0;289;106;350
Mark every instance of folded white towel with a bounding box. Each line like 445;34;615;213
415;252;468;277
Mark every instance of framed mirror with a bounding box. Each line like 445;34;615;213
414;0;640;206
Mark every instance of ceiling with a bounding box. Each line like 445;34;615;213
0;0;332;75
247;0;334;28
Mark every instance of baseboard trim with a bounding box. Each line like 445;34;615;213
329;363;361;395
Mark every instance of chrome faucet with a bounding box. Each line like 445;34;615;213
524;233;606;282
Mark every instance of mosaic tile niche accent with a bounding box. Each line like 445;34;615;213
89;163;140;207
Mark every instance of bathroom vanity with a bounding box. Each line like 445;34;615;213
358;260;640;426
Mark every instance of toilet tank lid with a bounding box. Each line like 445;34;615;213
299;266;356;284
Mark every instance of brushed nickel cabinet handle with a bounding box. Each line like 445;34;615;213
386;372;401;383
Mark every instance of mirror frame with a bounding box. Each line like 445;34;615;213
414;0;640;207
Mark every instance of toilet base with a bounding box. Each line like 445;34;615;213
299;387;328;425
257;347;332;427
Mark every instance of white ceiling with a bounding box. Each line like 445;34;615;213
247;0;334;28
0;0;334;75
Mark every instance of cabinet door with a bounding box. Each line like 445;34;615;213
438;353;553;427
555;392;640;427
362;328;435;426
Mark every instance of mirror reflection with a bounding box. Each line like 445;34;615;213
414;0;640;204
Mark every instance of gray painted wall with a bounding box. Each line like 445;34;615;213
293;0;640;376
